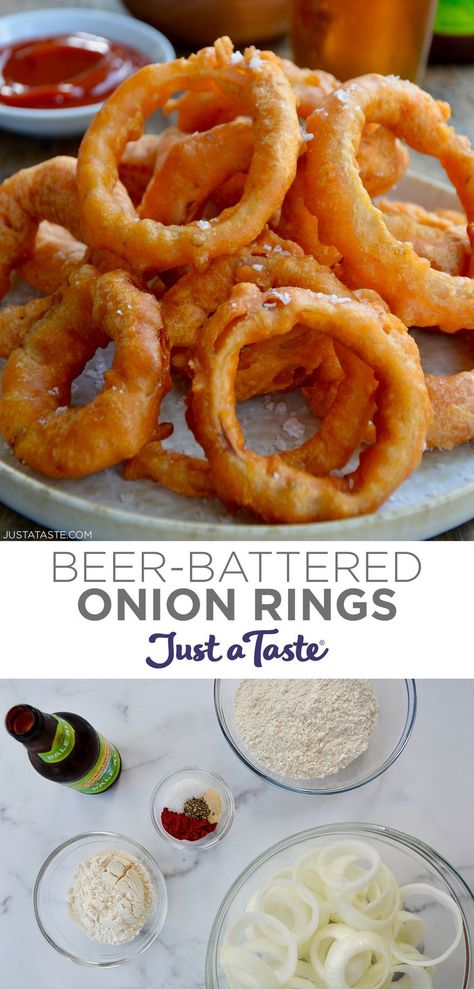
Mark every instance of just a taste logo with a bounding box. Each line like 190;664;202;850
145;628;330;669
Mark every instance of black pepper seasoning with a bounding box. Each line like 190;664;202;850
183;796;210;819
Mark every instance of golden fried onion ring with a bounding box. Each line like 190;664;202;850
189;283;430;523
378;199;470;276
77;38;300;271
0;156;83;298
306;74;474;332
0;266;170;477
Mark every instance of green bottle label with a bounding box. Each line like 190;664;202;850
38;715;76;764
435;0;474;35
67;734;121;794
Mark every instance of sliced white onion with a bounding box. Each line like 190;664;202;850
255;880;320;946
333;868;400;933
287;979;320;989
392;911;426;948
224;912;298;985
391;883;463;967
294;852;329;899
387;965;433;987
295;959;324;984
318;841;381;894
220;946;280;989
324;931;391;989
310;923;371;984
220;843;463;989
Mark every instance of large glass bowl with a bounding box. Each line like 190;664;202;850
214;679;416;794
33;831;168;966
206;823;474;989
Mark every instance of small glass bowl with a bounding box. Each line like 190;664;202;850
206;823;474;989
33;831;167;967
150;767;235;850
214;679;417;795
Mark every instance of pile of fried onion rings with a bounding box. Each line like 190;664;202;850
0;38;472;523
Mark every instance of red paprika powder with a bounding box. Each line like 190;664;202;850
161;806;218;841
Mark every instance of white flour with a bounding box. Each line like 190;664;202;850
68;850;154;944
234;680;378;779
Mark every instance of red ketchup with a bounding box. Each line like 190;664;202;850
0;32;150;109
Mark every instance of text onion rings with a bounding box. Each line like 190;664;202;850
77;38;300;271
0;266;170;477
189;283;430;523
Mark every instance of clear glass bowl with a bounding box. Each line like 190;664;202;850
33;831;168;966
206;823;474;989
150;767;235;850
214;679;416;794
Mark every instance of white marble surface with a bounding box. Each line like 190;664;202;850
0;679;473;988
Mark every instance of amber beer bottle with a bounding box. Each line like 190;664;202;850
291;0;437;81
5;705;122;794
430;0;474;62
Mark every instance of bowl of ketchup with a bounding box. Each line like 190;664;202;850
0;7;175;137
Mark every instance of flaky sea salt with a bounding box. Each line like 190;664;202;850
269;290;291;305
282;416;305;439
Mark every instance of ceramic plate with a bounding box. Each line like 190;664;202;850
0;173;472;540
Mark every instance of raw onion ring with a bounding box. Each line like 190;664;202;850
390;883;463;967
224;911;298;985
255;880;320;946
324;931;391;989
310;924;372;985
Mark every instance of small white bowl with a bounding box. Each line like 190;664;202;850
0;8;175;138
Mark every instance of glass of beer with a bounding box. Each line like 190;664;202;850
291;0;437;81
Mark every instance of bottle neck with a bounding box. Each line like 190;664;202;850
5;705;61;752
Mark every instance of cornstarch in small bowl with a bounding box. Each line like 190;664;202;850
68;849;154;944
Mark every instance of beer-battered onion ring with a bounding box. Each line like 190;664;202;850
0;295;52;359
124;421;215;498
163;52;338;129
274;133;408;265
305;74;474;331
0;156;133;297
0;156;83;298
0;266;170;478
125;439;216;498
274;159;341;267
77;38;300;271
378;200;470;276
18;221;87;294
189;284;429;523
118;133;162;205
140;120;406;248
357;124;409;198
426;372;474;449
163;234;388;352
127;335;376;497
139;118;254;223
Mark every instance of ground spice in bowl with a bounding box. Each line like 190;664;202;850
161;807;217;841
160;786;222;842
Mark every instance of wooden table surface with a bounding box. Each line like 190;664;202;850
0;0;472;540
